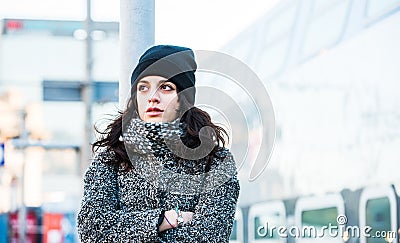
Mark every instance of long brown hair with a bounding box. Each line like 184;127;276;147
93;84;228;172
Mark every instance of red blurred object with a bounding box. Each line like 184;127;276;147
43;213;64;243
9;210;40;243
6;20;24;30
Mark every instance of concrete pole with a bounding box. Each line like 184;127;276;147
81;0;93;174
18;110;27;243
119;0;155;109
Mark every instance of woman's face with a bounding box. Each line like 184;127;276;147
136;75;180;122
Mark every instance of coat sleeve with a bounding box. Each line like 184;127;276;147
160;151;240;243
76;150;162;242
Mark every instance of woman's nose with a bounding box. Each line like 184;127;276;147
148;91;160;103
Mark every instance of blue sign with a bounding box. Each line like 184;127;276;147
43;80;118;103
0;143;4;166
0;213;8;243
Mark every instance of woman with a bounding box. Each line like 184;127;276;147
77;45;240;242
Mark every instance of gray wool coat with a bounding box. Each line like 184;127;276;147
77;119;240;242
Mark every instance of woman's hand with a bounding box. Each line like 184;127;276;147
181;211;194;224
158;209;194;232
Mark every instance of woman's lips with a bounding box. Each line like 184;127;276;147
146;107;164;116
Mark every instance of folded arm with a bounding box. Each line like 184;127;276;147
160;151;240;243
77;152;162;242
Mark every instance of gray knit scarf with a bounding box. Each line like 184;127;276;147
121;118;237;194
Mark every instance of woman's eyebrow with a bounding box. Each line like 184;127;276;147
138;79;169;84
158;79;169;84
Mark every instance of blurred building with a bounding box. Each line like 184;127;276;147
0;18;120;213
221;0;400;205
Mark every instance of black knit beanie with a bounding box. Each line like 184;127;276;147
130;45;197;105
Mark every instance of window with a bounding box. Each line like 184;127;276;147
254;216;279;239
313;0;346;14
229;219;238;240
301;207;338;238
254;212;284;240
301;0;350;57
365;197;391;243
255;3;298;79
256;38;290;79
366;0;400;18
265;4;298;43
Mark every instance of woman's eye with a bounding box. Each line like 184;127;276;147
138;85;148;92
160;84;174;91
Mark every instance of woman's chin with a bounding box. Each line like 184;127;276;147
141;112;178;123
144;115;167;123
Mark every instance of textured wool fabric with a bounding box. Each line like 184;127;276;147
77;118;240;242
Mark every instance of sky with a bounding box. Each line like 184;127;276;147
0;0;281;50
